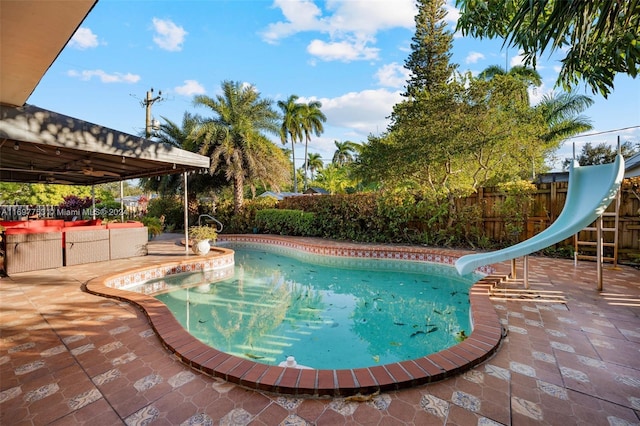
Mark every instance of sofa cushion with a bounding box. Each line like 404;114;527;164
5;226;62;235
62;225;106;233
106;221;143;229
64;219;102;227
44;219;65;227
26;220;46;228
0;220;28;229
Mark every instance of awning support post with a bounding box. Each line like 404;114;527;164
91;185;96;220
120;181;125;222
183;171;189;255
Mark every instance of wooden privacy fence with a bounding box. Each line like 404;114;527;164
458;178;640;263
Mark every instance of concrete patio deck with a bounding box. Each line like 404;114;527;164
1;234;639;425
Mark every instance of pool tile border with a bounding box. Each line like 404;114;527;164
84;235;505;397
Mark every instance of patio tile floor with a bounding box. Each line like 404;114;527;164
1;234;639;425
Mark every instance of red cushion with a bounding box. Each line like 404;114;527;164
44;219;64;227
26;220;46;228
62;225;106;232
64;219;103;227
106;222;143;229
64;220;90;227
0;221;28;229
5;226;62;235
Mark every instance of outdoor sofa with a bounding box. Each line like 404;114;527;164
0;219;148;275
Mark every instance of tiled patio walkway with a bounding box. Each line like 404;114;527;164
1;234;639;425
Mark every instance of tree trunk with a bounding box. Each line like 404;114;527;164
303;138;309;191
233;175;244;214
290;132;297;193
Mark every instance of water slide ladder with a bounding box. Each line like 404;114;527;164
455;144;625;291
574;190;621;267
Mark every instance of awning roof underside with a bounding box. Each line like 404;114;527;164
1;104;210;185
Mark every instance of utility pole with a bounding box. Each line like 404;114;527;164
142;88;163;138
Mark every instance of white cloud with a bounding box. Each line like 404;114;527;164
528;83;552;106
69;27;99;49
465;51;485;64
174;80;206;96
323;0;417;35
152;18;187;52
67;69;140;83
307;38;379;62
305;88;402;137
510;51;525;67
375;62;409;88
262;0;324;43
262;0;416;62
443;0;460;25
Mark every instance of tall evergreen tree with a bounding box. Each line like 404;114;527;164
403;0;458;97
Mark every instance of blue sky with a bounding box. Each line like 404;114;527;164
28;0;640;172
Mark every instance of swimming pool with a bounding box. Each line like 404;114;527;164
153;243;480;370
87;235;504;396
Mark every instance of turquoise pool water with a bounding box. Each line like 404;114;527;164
153;243;479;370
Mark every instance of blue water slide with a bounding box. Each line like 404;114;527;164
455;154;625;276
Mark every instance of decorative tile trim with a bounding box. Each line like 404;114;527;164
218;235;495;274
102;248;235;293
84;235;504;397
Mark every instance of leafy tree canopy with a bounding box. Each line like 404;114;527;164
456;0;640;97
0;183;113;206
358;73;550;198
563;141;639;170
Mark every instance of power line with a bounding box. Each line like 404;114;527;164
567;125;640;139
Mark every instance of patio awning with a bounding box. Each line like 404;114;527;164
1;104;210;185
0;1;210;186
0;1;98;109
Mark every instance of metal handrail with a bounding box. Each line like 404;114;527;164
198;214;223;232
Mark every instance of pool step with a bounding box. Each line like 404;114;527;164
489;279;567;304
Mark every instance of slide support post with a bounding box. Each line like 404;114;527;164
510;258;517;279
523;256;529;289
597;215;603;291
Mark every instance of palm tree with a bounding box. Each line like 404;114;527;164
332;140;360;166
535;91;594;143
193;80;284;213
306;152;324;180
315;164;351;194
478;64;542;104
140;112;199;197
299;101;326;190
277;95;304;193
479;65;542;86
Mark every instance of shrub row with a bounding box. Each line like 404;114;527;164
146;190;535;250
255;209;317;236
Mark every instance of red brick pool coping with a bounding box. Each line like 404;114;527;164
84;235;505;397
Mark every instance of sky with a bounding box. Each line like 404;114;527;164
28;0;640;172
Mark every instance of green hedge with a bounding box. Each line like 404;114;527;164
255;209;317;236
220;191;516;249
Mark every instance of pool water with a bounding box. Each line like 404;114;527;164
153;244;479;370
